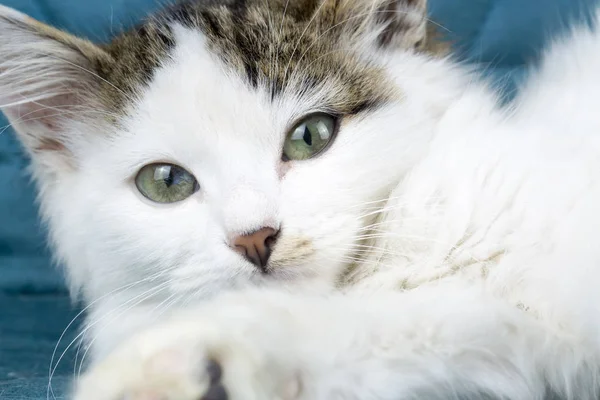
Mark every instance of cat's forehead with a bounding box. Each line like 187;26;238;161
97;0;394;115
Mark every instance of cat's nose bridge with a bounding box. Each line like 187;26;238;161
221;183;279;236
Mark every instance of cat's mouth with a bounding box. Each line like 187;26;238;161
222;232;318;282
240;234;319;282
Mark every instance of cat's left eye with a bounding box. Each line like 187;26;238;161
283;113;337;161
135;163;199;204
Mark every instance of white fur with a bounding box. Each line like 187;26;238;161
3;2;600;399
75;13;600;399
40;24;445;359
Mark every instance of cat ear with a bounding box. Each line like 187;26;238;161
371;0;428;49
319;0;430;51
0;5;111;170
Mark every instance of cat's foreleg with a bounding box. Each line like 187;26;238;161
73;286;599;400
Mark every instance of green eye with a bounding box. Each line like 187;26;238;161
283;113;337;161
135;163;199;203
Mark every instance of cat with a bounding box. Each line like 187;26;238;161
2;0;600;398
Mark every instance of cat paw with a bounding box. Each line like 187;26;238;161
72;317;301;400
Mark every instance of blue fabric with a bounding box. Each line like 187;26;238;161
0;294;76;399
1;0;599;398
429;0;598;97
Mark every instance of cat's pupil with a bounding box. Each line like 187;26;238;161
164;169;174;187
303;126;312;146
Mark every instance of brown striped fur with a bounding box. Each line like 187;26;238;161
96;0;446;114
1;0;446;144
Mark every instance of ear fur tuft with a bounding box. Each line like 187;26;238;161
0;5;111;167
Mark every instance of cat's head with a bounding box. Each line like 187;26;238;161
0;0;449;302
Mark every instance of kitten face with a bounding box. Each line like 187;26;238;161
0;0;439;302
64;28;405;300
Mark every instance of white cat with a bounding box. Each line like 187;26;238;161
2;0;600;398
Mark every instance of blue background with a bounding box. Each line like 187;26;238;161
0;0;599;398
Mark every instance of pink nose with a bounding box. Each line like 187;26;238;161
231;227;279;270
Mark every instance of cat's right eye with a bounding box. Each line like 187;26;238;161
135;163;199;203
